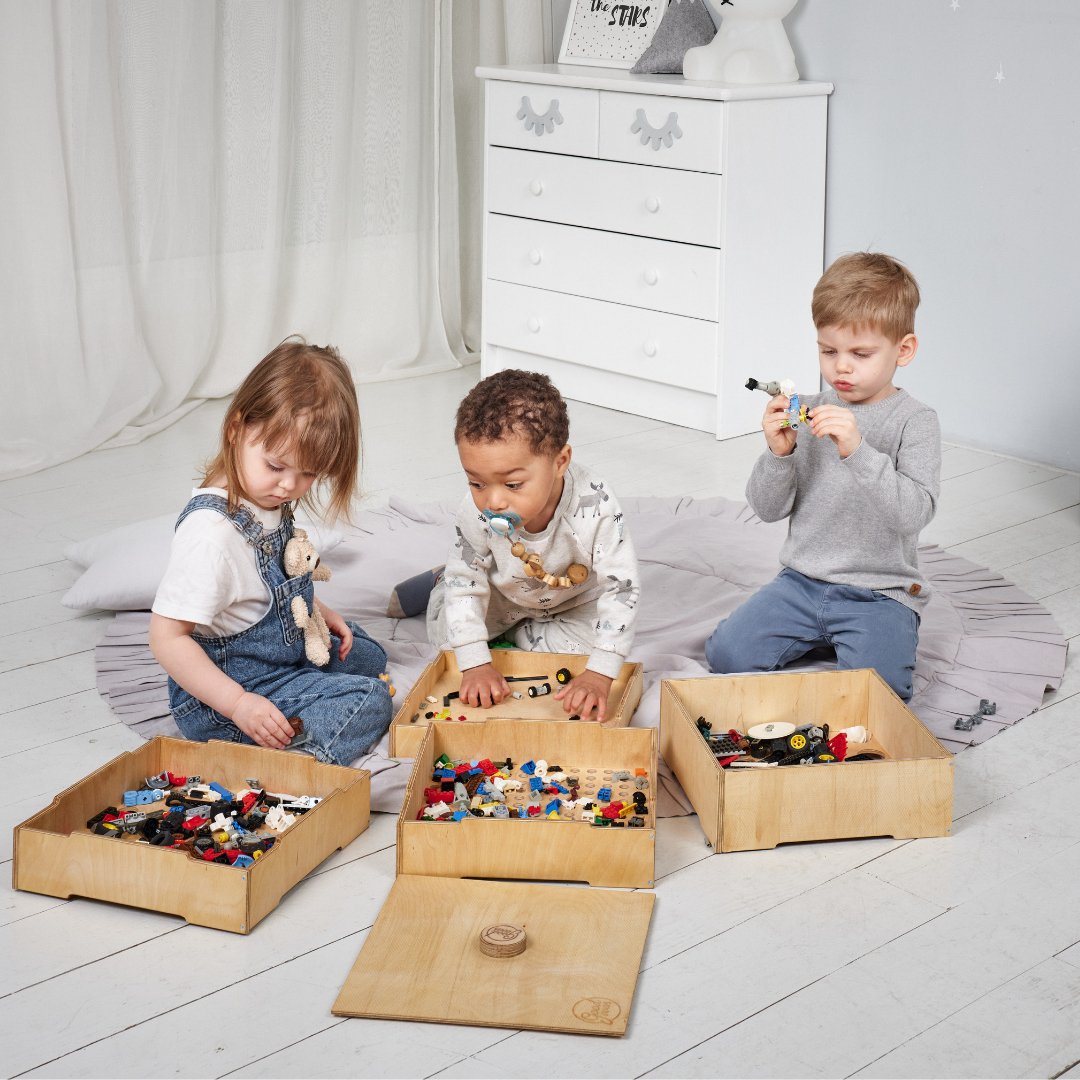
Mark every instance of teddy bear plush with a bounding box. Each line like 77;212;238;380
283;528;333;667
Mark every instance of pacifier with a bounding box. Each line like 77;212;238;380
482;509;522;537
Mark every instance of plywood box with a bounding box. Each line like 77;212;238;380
397;718;657;888
390;648;643;758
12;736;370;933
660;669;953;852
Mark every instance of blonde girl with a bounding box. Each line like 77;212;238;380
149;339;392;764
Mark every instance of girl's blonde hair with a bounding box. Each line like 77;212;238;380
203;338;360;523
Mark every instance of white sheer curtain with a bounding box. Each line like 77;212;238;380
0;0;544;480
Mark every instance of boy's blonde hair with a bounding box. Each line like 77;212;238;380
812;252;920;342
203;338;360;523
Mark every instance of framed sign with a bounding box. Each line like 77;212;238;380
558;0;670;69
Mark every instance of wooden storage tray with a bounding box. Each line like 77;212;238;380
12;736;370;933
660;669;953;852
390;648;643;758
398;718;656;888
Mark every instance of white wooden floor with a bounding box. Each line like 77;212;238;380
2;365;1079;1080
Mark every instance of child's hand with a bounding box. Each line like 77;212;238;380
231;692;296;750
808;404;862;458
317;600;353;662
762;395;797;457
554;670;613;722
460;663;511;708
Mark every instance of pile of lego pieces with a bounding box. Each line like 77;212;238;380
696;717;855;768
417;755;650;827
84;771;322;867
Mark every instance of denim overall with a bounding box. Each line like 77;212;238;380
167;494;392;765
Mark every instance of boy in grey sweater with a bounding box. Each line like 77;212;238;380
427;370;639;721
705;253;940;700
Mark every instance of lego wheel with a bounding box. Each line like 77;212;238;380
787;732;808;752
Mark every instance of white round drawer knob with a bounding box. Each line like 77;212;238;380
529;179;544;196
529;249;542;265
644;268;659;286
643;340;658;357
645;195;661;213
527;317;542;333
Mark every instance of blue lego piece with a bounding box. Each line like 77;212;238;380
520;760;536;775
544;799;563;817
552;782;569;794
123;790;139;806
135;789;158;804
517;806;528;818
529;776;544;794
209;782;234;801
597;786;612;801
233;854;255;869
451;810;470;822
433;768;455;779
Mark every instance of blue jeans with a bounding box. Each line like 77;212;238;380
172;620;393;765
704;568;920;701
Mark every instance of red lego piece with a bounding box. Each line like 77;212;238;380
182;815;208;832
526;805;541;817
478;759;497;775
167;773;186;787
240;791;259;813
828;732;848;761
423;787;453;804
601;803;624;820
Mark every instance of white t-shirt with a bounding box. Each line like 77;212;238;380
152;487;281;638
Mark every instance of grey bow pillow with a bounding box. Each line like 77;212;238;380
631;0;717;75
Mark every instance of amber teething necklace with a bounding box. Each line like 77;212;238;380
483;510;589;589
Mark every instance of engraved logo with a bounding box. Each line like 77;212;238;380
572;997;621;1025
485;925;521;941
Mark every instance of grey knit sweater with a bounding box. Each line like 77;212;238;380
746;388;941;612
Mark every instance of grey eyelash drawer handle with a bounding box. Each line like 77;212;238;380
517;96;564;136
630;109;683;151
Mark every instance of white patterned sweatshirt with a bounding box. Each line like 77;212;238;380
440;462;639;678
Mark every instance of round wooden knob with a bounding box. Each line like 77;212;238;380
510;541;526;557
567;563;589;585
479;923;527;958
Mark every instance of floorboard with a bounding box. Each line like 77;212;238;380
0;364;1076;1078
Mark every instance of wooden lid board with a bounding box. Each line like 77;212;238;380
332;875;654;1036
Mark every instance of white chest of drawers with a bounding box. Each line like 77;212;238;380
475;64;833;439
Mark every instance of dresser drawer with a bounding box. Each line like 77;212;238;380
486;80;599;158
486;214;721;321
599;93;723;174
484;281;717;393
486;147;721;246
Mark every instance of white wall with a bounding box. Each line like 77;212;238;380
552;0;1080;469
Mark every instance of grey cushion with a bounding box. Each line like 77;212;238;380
631;0;716;75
